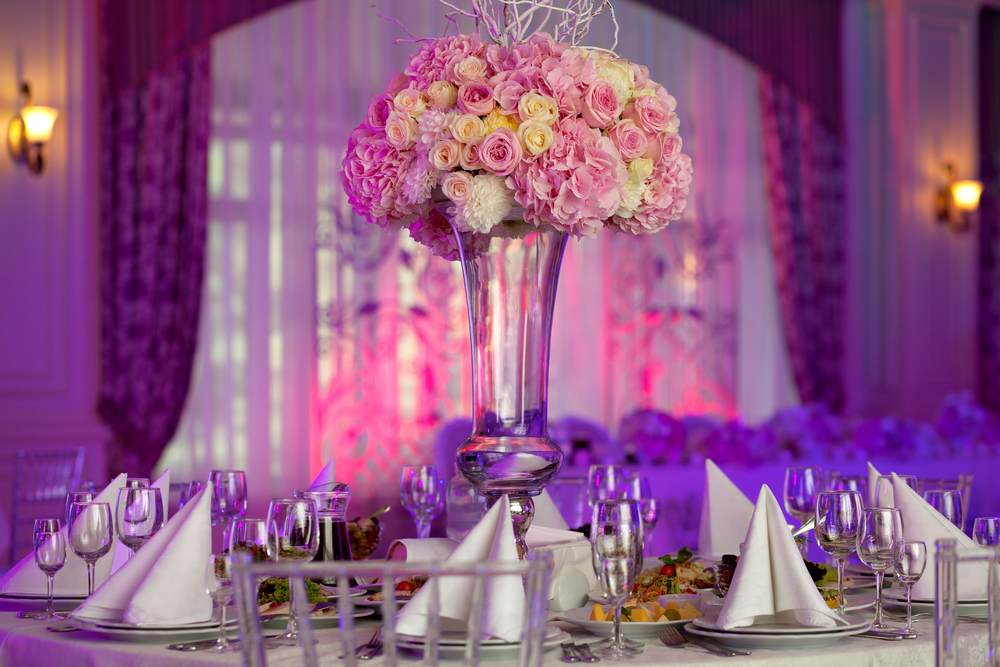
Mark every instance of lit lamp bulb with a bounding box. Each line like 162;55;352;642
952;180;983;213
21;106;58;144
7;83;57;175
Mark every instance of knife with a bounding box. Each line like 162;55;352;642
575;642;601;662
560;641;582;662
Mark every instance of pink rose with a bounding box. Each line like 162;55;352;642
431;138;462;170
641;133;662;164
384;71;410;96
478;127;523;175
442;171;474;203
623;95;670;134
457;81;496;116
453;55;488;83
367;95;393;130
581;79;622;129
461;139;484;171
660;133;682;164
606;120;648;161
385;112;417;149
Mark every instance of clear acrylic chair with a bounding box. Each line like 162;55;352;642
231;555;553;667
920;475;973;530
934;538;999;666
9;447;85;565
545;477;588;528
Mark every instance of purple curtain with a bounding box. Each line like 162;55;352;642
978;8;1000;412
98;2;212;476
758;73;846;412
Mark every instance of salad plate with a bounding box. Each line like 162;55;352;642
260;603;374;629
692;613;870;635
556;604;693;638
685;622;869;650
67;615;239;644
398;626;567;658
882;589;988;617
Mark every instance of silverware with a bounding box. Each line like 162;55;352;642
359;628;384;660
575;642;601;662
854;631;904;641
561;641;582;662
658;627;749;657
45;625;80;633
167;639;225;651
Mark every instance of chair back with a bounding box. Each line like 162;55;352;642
10;448;85;564
920;475;973;530
934;539;999;666
231;555;553;667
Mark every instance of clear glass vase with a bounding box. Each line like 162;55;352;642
448;213;567;558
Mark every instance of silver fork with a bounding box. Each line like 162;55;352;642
359;628;384;660
658;627;749;657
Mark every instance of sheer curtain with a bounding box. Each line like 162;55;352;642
156;0;795;514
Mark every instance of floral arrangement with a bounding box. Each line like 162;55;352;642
340;1;693;260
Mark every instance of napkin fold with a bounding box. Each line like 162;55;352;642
531;489;569;530
396;494;523;642
698;459;754;558
891;473;987;599
309;459;336;489
110;469;170;575
0;473;128;596
525;525;594;611
387;538;459;562
72;486;213;626
716;485;845;630
868;462;890;508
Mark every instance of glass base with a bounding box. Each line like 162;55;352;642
593;643;642;660
266;632;319;647
592;636;643;650
17;611;67;620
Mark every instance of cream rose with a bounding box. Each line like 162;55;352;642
431;138;462;170
517;121;554;156
453;56;488;83
393;88;429;117
627;158;654;183
517;92;558;125
384;112;417;149
451;114;487;143
427;81;458;107
441;171;474;203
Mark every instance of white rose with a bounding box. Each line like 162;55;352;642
517;121;554;155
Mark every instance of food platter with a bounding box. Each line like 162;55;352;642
556;604;694;638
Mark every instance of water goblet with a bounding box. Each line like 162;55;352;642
266;498;319;646
922;490;963;529
231;518;269;556
18;520;66;620
784;467;823;554
873;475;917;507
399;465;444;539
857;507;903;630
67;501;114;595
893;540;927;634
590;499;644;661
181;480;205;508
210;470;248;551
639;498;661;558
205;553;238;652
814;490;863;616
827;475;868;503
115;487;164;556
587;465;624;508
126;477;150;488
65;492;94;526
973;517;1000;546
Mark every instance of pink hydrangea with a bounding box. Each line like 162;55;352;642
341;127;421;227
611;153;693;234
510;117;627;237
408;208;490;261
405;35;490;90
366;95;393;130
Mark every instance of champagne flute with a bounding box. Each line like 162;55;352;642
857;507;903;630
210;470;248;551
893;540;927;634
399;465;444;539
205;553;237;652
18;520;66;620
922;490;964;529
622;473;658;557
67;501;114;596
973;517;1000;546
590;499;643;661
65;492;94;526
814;491;863;616
784;467;823;554
587;465;624;508
115;487;164;556
266;498;319;646
873;475;917;507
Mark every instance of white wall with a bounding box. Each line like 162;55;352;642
0;0;107;544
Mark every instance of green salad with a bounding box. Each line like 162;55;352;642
257;578;324;607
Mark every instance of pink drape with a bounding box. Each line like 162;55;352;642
978;8;1000;412
98;0;212;476
758;73;846;412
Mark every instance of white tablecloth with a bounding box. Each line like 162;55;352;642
0;609;990;666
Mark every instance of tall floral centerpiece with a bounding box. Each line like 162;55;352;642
342;0;693;556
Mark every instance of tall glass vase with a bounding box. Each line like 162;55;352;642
448;213;567;559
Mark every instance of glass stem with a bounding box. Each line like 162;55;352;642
905;583;913;633
217;600;230;649
416;518;431;539
46;573;54;617
874;570;884;627
286;576;298;637
613;602;623;652
223;520;233;553
836;557;846;616
86;561;96;596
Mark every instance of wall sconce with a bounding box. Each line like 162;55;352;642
7;82;58;175
936;162;983;232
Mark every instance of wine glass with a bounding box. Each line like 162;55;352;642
857;507;903;630
922;490;963;529
115;487;164;556
210;470;248;551
126;478;150;488
18;520;66;620
231;518;269;557
65;492;94;526
893;540;927;634
814;491;863;616
587;465;624;508
973;517;1000;546
67;501;114;595
784;467;823;554
266;498;319;646
180;480;204;509
590;499;643;661
873;475;917;507
205;553;237;652
399;465;444;539
622;473;658;557
827;475;868;503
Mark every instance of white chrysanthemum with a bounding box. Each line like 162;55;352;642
400;155;442;205
416;108;459;147
456;174;513;233
614;178;646;218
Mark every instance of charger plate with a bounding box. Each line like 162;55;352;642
67;615;239;644
882;589;988;617
685;622;870;650
398;625;566;659
692;613;870;635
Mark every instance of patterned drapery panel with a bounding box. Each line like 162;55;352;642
758;73;846;412
978;8;1000;412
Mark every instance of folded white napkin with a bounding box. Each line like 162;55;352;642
868;462;891;508
717;485;845;629
110;469;170;575
396;494;524;642
72;486;213;626
532;489;569;530
891;473;987;599
309;459;336;488
387;538;459;562
525;525;593;611
698;459;754;558
0;473;128;596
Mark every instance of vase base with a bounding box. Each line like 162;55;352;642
456;435;563;497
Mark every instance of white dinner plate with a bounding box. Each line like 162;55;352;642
692;613;870;635
844;564;893;579
354;598;409;614
260;604;374;629
819;576;877;591
556;604;694;638
323;585;369;599
398;626;567;659
67;615;239;644
0;592;86;612
685;622;870;649
881;589;988;617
